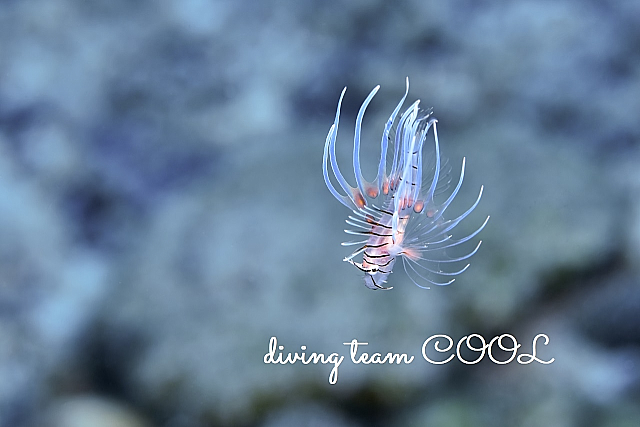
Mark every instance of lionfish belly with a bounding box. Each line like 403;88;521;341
322;78;489;290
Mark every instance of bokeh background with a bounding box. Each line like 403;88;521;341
1;0;640;426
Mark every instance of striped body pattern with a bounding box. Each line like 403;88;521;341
322;78;489;290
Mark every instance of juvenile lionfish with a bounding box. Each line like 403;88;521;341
322;78;489;290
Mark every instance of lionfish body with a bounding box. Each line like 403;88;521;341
322;78;489;290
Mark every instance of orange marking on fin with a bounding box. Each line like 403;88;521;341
382;179;389;195
401;196;411;210
366;187;379;198
402;247;421;261
353;190;366;208
426;209;436;218
414;200;424;213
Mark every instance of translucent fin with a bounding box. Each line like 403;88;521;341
423;119;441;205
417;215;490;250
376;77;409;193
353;85;380;197
402;257;456;288
410;241;482;264
323;87;358;210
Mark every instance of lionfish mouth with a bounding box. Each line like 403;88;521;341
322;78;489;290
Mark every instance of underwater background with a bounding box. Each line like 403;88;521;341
1;0;639;426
